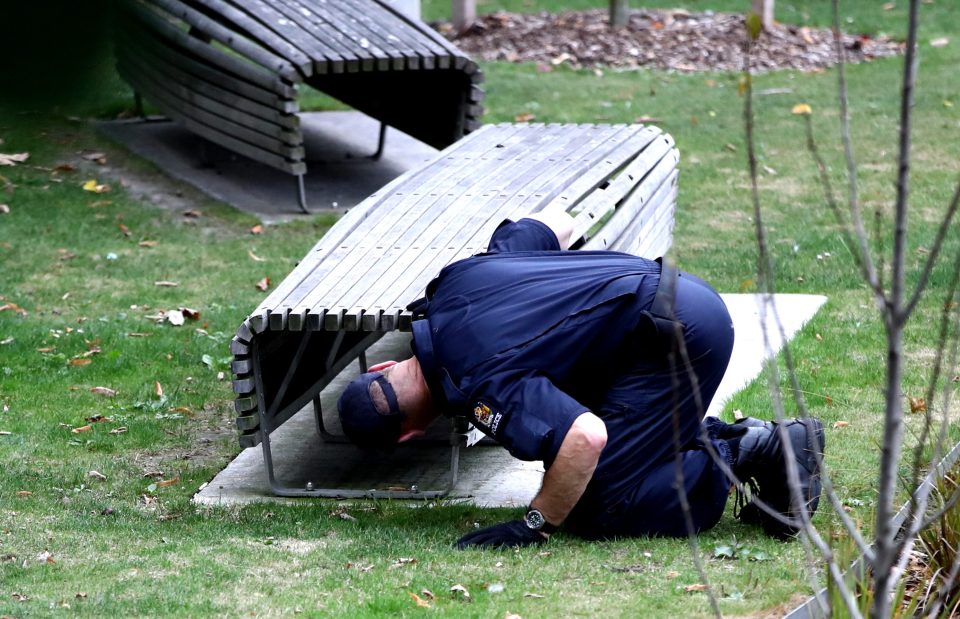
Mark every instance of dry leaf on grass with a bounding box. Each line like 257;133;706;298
154;381;164;398
180;307;200;320
909;397;927;414
139;240;159;248
0;430;12;436
514;112;536;122
504;613;522;619
256;277;271;292
109;427;128;435
684;583;709;592
931;37;950;48
408;592;431;608
523;592;545;598
0;204;9;214
69;358;91;367
0;152;29;166
16;490;31;496
391;557;417;569
157;476;179;488
248;249;266;262
833;421;849;429
72;425;93;433
167;310;185;326
118;223;130;237
88;470;107;481
420;589;435;599
154;281;178;287
250;224;263;235
85;415;111;423
81;179;110;194
182;209;201;218
90;387;116;397
11;592;30;601
37;550;55;564
450;584;471;599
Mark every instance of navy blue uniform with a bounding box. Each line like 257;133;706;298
411;218;735;537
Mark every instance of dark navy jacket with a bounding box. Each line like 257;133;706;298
411;218;660;466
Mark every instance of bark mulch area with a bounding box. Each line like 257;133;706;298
439;9;903;73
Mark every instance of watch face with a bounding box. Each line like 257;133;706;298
525;509;545;530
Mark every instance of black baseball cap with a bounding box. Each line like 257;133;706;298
337;371;404;450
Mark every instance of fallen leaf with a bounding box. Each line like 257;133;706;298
75;592;88;599
37;550;55;564
54;162;76;173
685;583;709;592
167;310;185;326
182;209;201;218
667;570;680;578
154;281;178;287
408;592;431;608
85;414;111;423
0;204;9;214
154;381;164;398
82;152;108;165
127;332;151;337
931;37;949;48
72;425;93;433
634;115;661;123
733;409;744;420
88;470;107;481
0;302;27;315
139;240;159;248
391;557;417;569
514;112;536;122
250;224;263;235
256;277;271;292
109;427;128;435
450;584;471;599
420;589;435;599
82;179;110;194
156;476;179;488
792;103;813;115
815;333;824;341
90;387;116;397
824;394;834;405
118;223;130;237
1;337;13;345
180;307;200;320
0;152;29;166
16;490;31;497
171;406;192;415
37;347;56;353
248;249;266;262
217;371;225;381
69;358;91;367
523;593;545;598
504;613;522;619
0;431;12;436
723;143;737;153
11;592;30;601
909;397;927;414
833;420;850;429
882;2;895;9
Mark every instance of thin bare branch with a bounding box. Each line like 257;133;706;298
871;0;922;615
830;0;887;314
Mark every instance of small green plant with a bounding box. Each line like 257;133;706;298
713;538;770;562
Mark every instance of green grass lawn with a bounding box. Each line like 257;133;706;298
2;1;959;616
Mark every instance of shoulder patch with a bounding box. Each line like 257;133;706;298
473;401;504;434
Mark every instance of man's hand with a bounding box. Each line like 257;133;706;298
456;520;546;550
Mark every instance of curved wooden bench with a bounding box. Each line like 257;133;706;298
114;0;484;211
229;122;680;497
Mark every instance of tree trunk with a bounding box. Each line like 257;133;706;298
752;0;775;31
452;0;476;35
609;0;628;28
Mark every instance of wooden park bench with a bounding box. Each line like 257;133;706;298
229;122;680;498
114;0;484;212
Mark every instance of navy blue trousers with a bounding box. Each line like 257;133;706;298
566;271;736;539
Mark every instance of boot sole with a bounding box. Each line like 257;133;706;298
798;417;825;515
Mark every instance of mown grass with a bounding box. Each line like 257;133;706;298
1;0;959;616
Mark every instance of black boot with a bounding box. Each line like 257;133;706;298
732;418;825;539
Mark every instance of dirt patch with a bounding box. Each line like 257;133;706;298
442;9;903;73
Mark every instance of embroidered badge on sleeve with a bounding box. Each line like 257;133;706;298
473;401;504;434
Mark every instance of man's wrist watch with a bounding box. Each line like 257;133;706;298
524;508;558;534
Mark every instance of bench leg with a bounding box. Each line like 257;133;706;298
296;174;309;214
370;123;387;161
134;92;145;118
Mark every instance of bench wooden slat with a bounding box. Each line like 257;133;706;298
146;0;305;81
347;125;631;331
608;169;679;255
371;0;475;71
118;45;298;135
118;59;303;150
266;125;527;328
123;0;297;96
296;124;573;330
263;0;378;73
223;0;352;74
288;0;399;72
118;65;306;174
118;26;298;116
340;0;455;71
337;0;429;71
571;133;677;244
